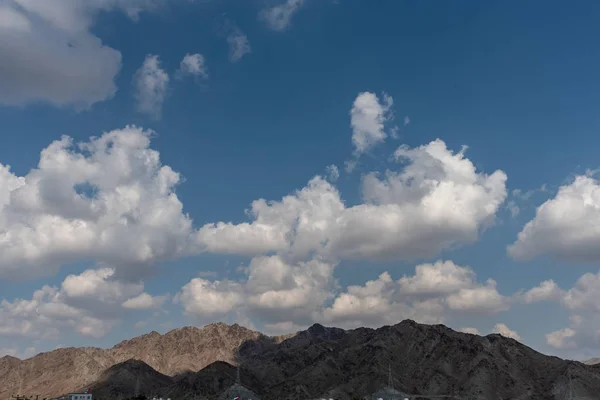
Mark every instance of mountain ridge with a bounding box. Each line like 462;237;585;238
2;320;600;400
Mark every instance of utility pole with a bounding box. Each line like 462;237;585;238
388;364;393;390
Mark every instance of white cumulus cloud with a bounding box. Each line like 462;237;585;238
0;266;171;341
177;255;337;327
0;125;195;280
178;278;246;318
508;175;600;262
177;258;515;333
0;0;161;108
122;292;169;310
458;327;480;334
321;260;511;329
523;271;600;351
0;272;120;340
176;53;208;80
350;92;394;156
0;346;36;359
196;139;507;263
546;328;577;350
133;54;170;119
259;0;305;31
522;279;564;304
492;323;521;341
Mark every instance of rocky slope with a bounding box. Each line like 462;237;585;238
0;322;263;399
3;320;600;400
87;359;174;399
236;321;600;399
165;361;263;400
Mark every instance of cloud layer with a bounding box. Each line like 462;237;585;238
196;138;507;262
524;271;600;352
175;258;515;335
0;0;161;108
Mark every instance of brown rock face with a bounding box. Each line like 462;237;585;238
110;323;264;375
0;322;263;399
3;320;600;400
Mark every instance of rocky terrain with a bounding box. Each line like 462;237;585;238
2;320;600;400
91;359;174;399
0;323;262;399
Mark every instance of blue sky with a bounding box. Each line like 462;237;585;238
2;0;600;362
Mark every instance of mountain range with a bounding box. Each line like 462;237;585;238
2;320;600;400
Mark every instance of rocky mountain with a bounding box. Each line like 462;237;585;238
3;320;600;400
235;321;600;399
0;322;263;400
165;361;263;400
88;359;173;399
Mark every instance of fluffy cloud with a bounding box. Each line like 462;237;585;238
178;255;336;326
176;53;208;80
177;258;515;333
62;268;141;298
0;266;169;340
325;164;339;182
0;125;194;279
458;327;480;334
0;346;36;359
178;278;245;317
263;321;307;335
0;113;511;346
320;261;511;329
492;323;521;341
196;139;507;262
0;0;160;108
195;175;343;257
508;176;600;262
524;271;600;351
122;292;169;310
226;24;251;63
259;0;305;31
1;277;114;339
522;279;564;303
350;92;394;155
133;54;169;119
546;328;577;350
526;272;600;313
244;256;336;324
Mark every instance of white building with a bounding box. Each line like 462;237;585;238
67;391;92;400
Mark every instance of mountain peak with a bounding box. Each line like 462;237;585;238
5;320;600;399
0;355;21;362
308;323;326;333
